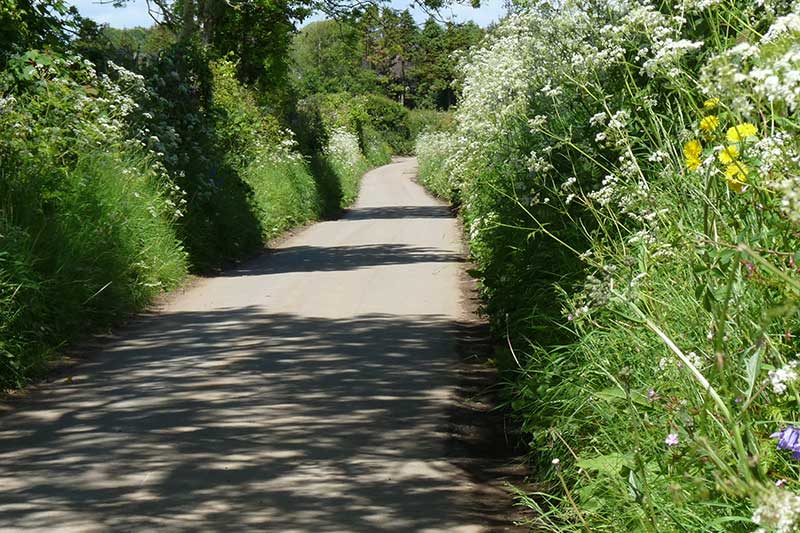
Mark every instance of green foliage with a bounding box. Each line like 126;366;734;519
290;19;378;97
361;126;393;166
243;157;322;241
0;43;375;389
128;43;265;271
412;18;483;109
290;10;484;110
418;1;800;530
0;51;187;386
0;0;73;66
359;7;418;104
72;25;177;71
407;108;452;139
358;93;410;153
209;57;283;166
296;91;402;161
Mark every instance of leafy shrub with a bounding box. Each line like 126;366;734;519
418;1;800;530
0;48;379;389
241;135;324;240
324;127;369;205
361;125;393;166
407;108;453;140
127;45;265;271
415;130;456;200
295;91;408;161
358;93;410;153
0;51;187;386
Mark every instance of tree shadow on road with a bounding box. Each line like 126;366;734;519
342;206;454;221
223;243;464;277
0;309;514;532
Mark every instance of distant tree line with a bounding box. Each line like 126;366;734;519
290;8;484;110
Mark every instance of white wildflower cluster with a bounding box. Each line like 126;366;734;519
642;39;704;78
701;13;800;115
595;2;700;79
762;11;800;44
659;351;704;372
325;128;363;173
595;109;633;148
589;112;607;127
0;94;15;114
628;228;656;245
456;12;535;143
469;211;498;242
468;216;482;241
767;360;799;395
777;175;800;225
588;174;619;206
748;49;800;111
752;489;800;533
584;271;613;307
677;0;724;10
415;130;463;193
567;303;590;321
528;115;547;130
527;150;554;174
252;129;304;166
747;133;800;224
628;271;647;288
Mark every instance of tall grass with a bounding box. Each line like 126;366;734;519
0;149;188;386
0;52;379;389
417;1;800;530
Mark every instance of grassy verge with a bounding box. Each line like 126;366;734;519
0;53;376;390
417;2;800;530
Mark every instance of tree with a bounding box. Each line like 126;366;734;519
0;0;76;66
412;17;482;109
357;7;419;105
290;19;377;98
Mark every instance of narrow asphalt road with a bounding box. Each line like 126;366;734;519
0;158;503;532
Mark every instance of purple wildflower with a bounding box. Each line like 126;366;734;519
665;433;679;447
648;389;657;401
776;479;788;488
770;426;800;459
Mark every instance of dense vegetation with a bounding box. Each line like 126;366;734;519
0;0;463;388
418;0;800;530
290;7;483;109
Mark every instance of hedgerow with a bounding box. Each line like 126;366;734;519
417;0;800;530
0;51;188;386
0;48;375;388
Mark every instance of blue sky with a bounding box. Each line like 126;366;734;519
65;0;507;29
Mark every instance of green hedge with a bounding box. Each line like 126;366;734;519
0;51;372;389
418;2;800;531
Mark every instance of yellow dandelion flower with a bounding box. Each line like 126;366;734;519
703;98;720;109
683;139;703;171
718;144;740;165
725;162;748;193
726;123;757;142
700;115;720;133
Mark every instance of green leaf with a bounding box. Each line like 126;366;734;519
745;343;764;400
576;453;632;475
595;386;650;406
627;468;642;502
465;268;482;279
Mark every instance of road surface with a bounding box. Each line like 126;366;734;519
0;158;506;532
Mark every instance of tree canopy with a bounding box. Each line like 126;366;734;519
290;8;484;109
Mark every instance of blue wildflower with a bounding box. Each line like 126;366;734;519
770;426;800;459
